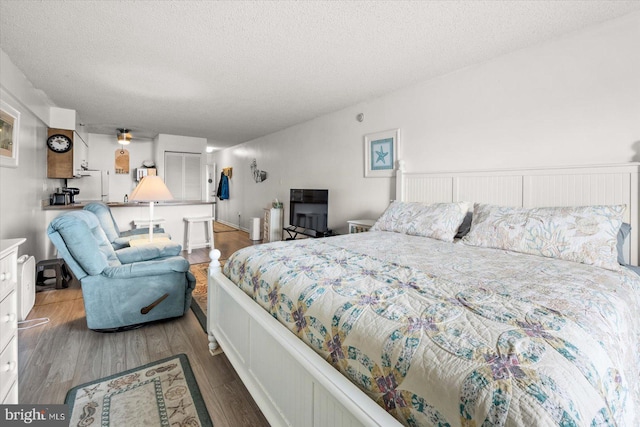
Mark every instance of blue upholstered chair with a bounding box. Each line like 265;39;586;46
83;201;171;249
48;210;195;331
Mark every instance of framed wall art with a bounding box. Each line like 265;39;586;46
364;128;398;177
0;100;21;168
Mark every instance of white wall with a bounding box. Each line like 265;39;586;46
81;133;155;202
213;12;640;234
0;52;64;261
0;50;51;125
391;13;640;172
77;133;208;203
213;108;395;233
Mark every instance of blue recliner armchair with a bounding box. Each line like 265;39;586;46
83;201;171;249
48;210;195;331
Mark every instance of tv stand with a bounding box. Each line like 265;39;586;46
284;226;335;240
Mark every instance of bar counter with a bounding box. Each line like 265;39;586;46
43;200;214;210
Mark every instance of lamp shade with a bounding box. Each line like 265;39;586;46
130;176;174;202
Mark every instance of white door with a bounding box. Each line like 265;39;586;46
205;163;216;202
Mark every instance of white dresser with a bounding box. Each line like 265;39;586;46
0;238;25;404
263;208;283;243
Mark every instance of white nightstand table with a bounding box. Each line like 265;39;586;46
347;219;375;234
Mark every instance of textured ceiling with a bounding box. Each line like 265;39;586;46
1;1;639;148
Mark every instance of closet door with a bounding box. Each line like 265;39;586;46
165;152;183;198
184;154;201;200
165;152;202;200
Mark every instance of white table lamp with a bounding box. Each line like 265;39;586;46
129;176;173;242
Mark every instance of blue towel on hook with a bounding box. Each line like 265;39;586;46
217;172;229;200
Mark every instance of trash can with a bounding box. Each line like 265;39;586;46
249;217;262;241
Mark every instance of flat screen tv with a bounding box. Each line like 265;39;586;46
290;189;329;236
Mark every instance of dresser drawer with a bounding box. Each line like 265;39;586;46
0;336;18;404
0;290;17;353
0;238;24;406
0;250;17;301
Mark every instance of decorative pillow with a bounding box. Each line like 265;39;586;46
461;203;626;270
371;201;469;242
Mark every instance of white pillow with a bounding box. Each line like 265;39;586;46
371;201;469;242
461;203;625;270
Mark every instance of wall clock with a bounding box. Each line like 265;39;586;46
47;128;74;178
47;134;73;153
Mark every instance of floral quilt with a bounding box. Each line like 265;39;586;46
223;231;640;426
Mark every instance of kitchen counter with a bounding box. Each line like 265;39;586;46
43;200;215;210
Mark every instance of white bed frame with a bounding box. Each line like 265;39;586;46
207;162;640;427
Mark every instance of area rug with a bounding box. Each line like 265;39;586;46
190;264;225;357
190;263;210;332
65;354;212;427
189;221;239;330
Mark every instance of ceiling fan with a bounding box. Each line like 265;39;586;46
117;128;132;145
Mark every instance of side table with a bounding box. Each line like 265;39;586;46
347;219;375;234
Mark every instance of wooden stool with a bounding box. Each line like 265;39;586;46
36;258;71;289
184;216;215;254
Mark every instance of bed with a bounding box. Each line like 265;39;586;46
207;162;640;427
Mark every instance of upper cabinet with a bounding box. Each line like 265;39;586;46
73;130;88;174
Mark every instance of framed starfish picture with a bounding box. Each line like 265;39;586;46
364;128;398;177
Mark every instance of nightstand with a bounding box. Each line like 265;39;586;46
347;219;375;234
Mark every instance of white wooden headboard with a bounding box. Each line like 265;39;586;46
396;161;640;265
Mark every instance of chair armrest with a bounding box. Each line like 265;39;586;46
120;227;166;237
116;242;182;263
102;256;190;279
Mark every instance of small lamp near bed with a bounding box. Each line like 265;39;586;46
129;176;173;242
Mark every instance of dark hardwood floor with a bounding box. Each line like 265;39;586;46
18;223;268;427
